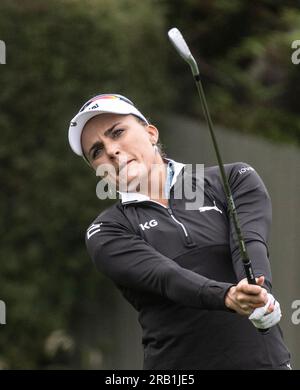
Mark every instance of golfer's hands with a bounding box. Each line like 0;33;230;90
225;276;271;316
225;276;282;329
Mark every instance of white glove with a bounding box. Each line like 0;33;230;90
248;293;282;329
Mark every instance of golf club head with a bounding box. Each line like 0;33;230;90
168;28;199;76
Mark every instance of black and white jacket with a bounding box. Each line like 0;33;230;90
86;160;290;369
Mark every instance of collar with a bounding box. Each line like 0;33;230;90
119;158;185;204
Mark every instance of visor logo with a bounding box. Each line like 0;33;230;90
78;94;134;113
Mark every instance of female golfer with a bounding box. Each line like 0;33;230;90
68;94;291;369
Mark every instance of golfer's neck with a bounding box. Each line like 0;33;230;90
147;160;169;207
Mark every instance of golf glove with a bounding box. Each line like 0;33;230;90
249;293;282;329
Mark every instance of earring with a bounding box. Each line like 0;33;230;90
153;144;158;153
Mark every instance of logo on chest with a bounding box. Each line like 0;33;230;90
139;219;158;231
199;201;223;214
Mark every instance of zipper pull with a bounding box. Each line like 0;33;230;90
167;207;173;215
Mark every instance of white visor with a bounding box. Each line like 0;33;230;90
68;94;149;156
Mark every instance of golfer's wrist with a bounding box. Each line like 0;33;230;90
224;285;237;311
201;280;235;311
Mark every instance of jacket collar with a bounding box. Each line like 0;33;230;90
119;158;185;204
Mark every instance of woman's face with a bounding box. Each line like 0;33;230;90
81;113;161;191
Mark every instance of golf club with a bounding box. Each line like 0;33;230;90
168;27;257;286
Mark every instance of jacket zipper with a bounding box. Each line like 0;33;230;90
124;199;194;247
167;207;194;246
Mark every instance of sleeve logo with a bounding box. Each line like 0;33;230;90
87;223;102;239
238;166;254;175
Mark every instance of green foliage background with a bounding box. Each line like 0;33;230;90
0;0;299;368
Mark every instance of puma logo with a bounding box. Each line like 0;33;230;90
199;201;222;214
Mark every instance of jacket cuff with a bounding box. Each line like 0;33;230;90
200;280;236;311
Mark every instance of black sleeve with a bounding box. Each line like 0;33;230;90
226;163;273;291
85;217;234;311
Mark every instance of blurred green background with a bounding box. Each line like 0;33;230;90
0;0;299;369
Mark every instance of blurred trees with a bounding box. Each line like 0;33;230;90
0;0;299;369
165;0;300;143
0;0;173;369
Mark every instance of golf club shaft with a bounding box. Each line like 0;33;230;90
194;65;269;333
168;28;256;284
168;27;270;333
193;74;256;285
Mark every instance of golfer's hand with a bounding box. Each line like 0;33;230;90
225;276;271;316
249;293;282;329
